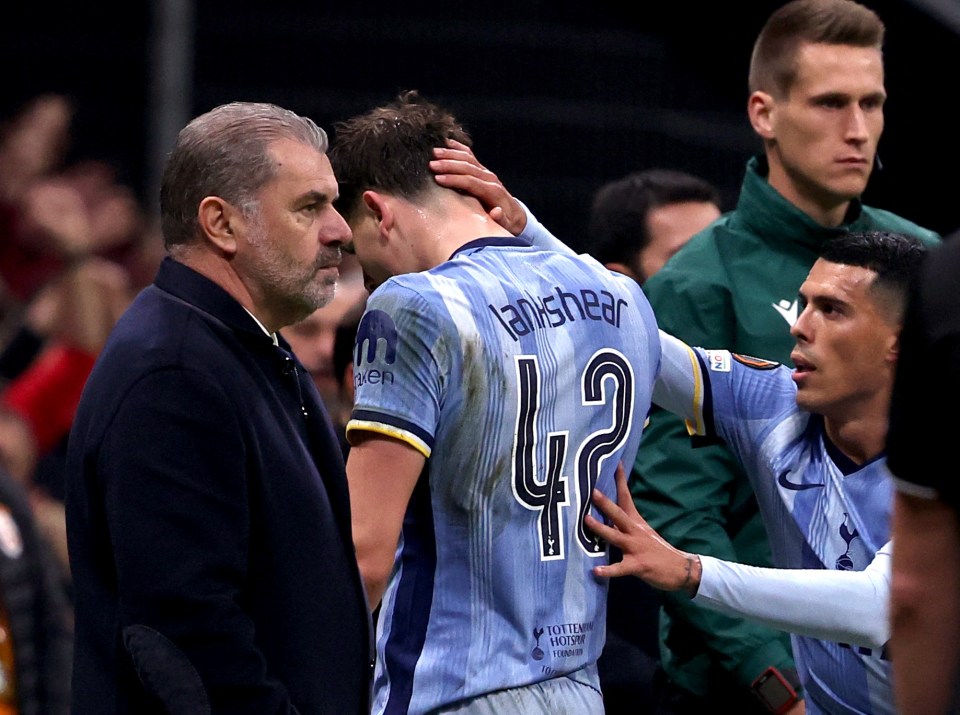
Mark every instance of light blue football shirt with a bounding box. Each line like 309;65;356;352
655;333;893;715
348;237;661;715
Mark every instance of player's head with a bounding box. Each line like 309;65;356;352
748;0;884;98
330;90;489;292
586;169;721;284
747;0;886;217
330;90;472;226
790;230;926;422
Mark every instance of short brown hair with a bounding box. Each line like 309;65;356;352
748;0;884;97
329;90;472;223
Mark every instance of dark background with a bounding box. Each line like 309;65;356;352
5;0;958;247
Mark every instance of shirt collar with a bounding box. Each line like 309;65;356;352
449;235;531;261
243;307;279;346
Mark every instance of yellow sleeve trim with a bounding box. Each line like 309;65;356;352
684;345;706;436
346;420;432;459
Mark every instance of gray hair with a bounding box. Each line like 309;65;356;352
159;102;328;249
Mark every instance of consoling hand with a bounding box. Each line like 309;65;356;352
585;462;702;597
429;139;527;236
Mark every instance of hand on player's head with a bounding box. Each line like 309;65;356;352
430;140;527;236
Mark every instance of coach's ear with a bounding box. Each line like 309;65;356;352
198;196;239;256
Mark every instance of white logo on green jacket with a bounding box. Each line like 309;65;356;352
772;299;799;326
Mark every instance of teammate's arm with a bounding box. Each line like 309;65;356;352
346;433;425;609
588;466;891;649
695;548;890;649
430;140;576;257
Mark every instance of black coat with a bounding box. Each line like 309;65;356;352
65;257;372;714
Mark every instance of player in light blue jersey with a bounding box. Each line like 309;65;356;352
428;144;932;715
431;143;924;713
328;91;661;715
585;231;927;715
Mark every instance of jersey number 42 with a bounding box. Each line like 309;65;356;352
511;350;635;561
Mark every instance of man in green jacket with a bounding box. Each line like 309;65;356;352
632;0;940;711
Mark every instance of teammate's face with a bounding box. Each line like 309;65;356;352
758;42;885;218
789;259;898;422
235;139;349;326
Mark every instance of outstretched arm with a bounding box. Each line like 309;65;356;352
587;463;891;649
696;549;890;650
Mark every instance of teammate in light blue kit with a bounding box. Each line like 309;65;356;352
329;91;661;715
429;144;928;715
586;231;926;715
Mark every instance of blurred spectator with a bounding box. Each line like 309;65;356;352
0;464;73;715
1;94;152;328
585;169;721;284
0;257;135;567
0;93;159;585
329;311;361;457
0;94;74;324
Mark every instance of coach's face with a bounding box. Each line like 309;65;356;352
236;139;350;329
789;258;899;423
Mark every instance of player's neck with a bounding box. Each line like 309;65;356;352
416;194;513;268
823;411;888;466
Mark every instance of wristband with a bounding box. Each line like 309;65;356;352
751;666;801;714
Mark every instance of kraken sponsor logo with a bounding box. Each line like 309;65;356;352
355;309;398;388
356;309;398;367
